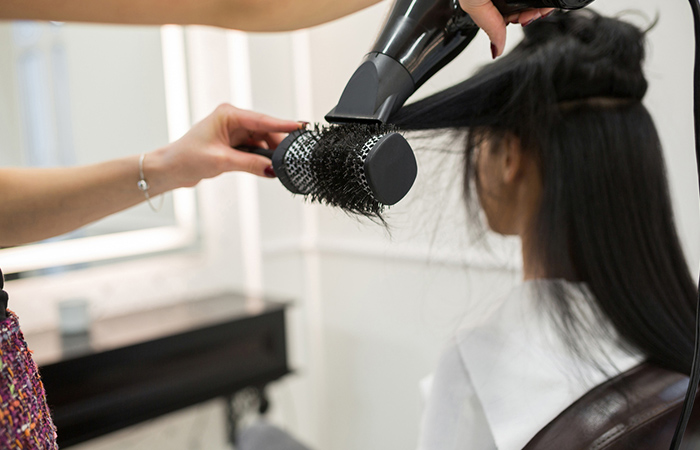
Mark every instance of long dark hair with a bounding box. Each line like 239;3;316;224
391;10;697;374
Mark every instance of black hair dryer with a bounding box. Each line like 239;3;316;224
326;0;596;125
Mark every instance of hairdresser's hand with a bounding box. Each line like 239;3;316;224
0;104;302;246
458;0;553;58
146;104;303;191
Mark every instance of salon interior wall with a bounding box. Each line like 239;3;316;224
3;0;698;448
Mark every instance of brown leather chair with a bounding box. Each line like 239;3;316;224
523;363;700;450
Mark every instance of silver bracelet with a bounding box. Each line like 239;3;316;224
137;153;164;212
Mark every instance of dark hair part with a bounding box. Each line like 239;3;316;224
392;10;697;374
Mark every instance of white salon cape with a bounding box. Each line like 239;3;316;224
418;280;643;450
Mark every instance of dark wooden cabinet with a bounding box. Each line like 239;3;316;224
25;293;290;447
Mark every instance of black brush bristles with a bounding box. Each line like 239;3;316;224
304;122;397;220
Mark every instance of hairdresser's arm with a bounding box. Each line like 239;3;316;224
0;104;300;247
458;0;553;58
0;0;383;31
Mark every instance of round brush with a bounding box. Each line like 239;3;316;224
267;123;417;218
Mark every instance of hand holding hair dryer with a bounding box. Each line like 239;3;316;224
326;0;594;124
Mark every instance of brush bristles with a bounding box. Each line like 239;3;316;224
300;123;396;220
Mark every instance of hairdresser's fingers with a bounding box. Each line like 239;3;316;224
517;10;541;26
540;8;555;18
221;104;301;134
504;13;520;24
225;148;277;178
239;132;287;154
245;130;286;148
459;0;507;58
517;8;555;26
233;125;302;149
212;104;300;148
262;132;289;150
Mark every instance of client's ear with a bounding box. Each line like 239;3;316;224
501;134;524;185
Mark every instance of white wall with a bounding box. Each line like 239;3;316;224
0;26;23;167
5;0;700;449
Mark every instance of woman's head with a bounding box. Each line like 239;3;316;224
392;10;698;374
470;130;542;241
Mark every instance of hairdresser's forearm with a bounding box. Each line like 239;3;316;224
0;0;382;30
0;0;209;26
0;153;173;247
0;105;298;246
207;0;384;31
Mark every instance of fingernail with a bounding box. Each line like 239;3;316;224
298;121;310;129
542;10;554;18
490;43;498;60
522;19;534;27
264;166;277;178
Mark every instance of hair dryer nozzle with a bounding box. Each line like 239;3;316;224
326;0;479;124
325;53;414;124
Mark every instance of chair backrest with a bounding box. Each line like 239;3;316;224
523;363;700;450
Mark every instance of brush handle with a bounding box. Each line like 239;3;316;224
236;145;274;159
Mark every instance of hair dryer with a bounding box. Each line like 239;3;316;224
326;0;595;124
